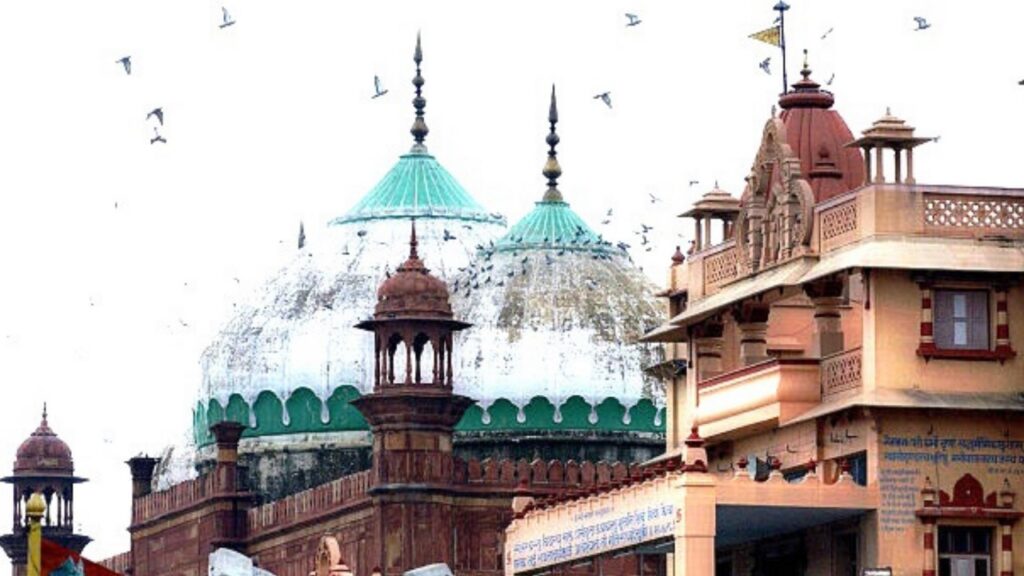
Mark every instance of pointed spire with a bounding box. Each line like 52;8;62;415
541;84;563;202
409;218;419;260
410;32;429;152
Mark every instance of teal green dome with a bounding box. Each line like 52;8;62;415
331;151;504;226
494;199;616;255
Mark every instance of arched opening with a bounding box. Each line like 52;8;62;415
387;333;405;385
412;333;436;384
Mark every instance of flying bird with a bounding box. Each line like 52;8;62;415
220;7;236;28
443;229;456;241
150;127;166;144
606;208;613;216
1019;79;1024;85
821;27;834;40
827;73;835;86
372;75;388;99
601;219;611;225
593;92;612;109
688;180;700;187
759;57;771;75
146;107;163;125
913;16;930;31
625;13;641;27
648;193;661;204
356;229;368;237
640;223;653;233
116;56;132;75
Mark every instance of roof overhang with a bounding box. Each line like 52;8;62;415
802;235;1024;284
665;257;816;329
787;388;1024;425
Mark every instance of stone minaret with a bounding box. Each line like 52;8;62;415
353;220;474;575
0;407;91;576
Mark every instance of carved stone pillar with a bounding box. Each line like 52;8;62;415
746;207;764;272
692;319;725;381
732;301;771;366
804;278;845;358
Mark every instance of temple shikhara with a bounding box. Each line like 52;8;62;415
2;28;1024;576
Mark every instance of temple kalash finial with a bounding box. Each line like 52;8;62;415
542;84;563;202
410;32;429;152
42;402;48;425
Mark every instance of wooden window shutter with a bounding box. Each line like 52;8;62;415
968;290;989;350
933;290;954;349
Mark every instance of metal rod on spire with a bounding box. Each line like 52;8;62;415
409;218;419;259
410;32;429;151
774;1;790;94
541;84;563;202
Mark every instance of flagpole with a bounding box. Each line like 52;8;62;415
774;1;790;93
26;493;45;576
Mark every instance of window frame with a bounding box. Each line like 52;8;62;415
932;289;990;352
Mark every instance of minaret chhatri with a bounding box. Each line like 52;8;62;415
352;218;475;574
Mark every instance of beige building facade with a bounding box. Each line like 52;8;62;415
505;62;1024;576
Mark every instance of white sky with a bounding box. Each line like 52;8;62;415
2;0;1022;568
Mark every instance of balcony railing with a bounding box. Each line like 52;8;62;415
821;347;862;399
696;358;820;437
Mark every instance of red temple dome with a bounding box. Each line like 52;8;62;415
374;221;453;319
777;53;865;203
14;406;74;476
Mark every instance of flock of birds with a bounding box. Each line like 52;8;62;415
115;7;237;145
756;16;934;85
368;13;643;112
450;225;626;297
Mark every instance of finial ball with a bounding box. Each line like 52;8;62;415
26;492;46;518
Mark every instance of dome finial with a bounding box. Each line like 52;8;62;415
541;84;563;202
410;32;429;152
801;48;811;79
409;218;419;260
42;402;47;425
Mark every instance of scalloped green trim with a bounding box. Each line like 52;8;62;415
194;388;663;446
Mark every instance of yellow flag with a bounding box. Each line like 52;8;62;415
749;25;781;47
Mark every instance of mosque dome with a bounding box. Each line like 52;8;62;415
451;87;665;429
777;52;865;202
14;407;74;476
196;36;506;442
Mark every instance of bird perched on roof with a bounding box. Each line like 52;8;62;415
913;16;930;30
372;75;388;99
617;241;630;251
545;254;554;266
357;229;367;237
116;56;131;75
150;127;166;144
443;229;456;241
821;27;834;40
220;6;236;28
759;57;771;75
593;92;612;109
146;107;163;125
625;13;641;27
